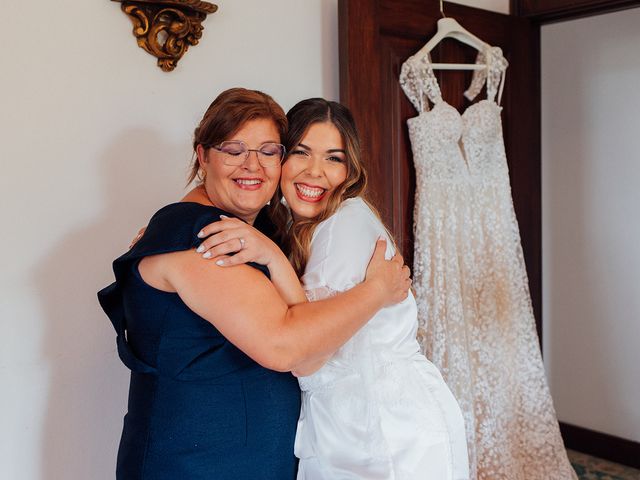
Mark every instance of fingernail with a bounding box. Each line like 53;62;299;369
220;215;229;219
202;252;211;259
215;259;225;266
197;230;206;238
196;245;204;253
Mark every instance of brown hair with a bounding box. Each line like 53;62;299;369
188;87;288;185
270;98;388;277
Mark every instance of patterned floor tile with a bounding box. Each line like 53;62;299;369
568;449;640;480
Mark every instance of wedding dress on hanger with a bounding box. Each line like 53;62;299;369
399;45;577;480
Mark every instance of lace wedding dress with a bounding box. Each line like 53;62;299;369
399;48;577;480
295;197;469;480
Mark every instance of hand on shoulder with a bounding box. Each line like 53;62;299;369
364;239;411;307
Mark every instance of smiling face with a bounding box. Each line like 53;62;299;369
280;122;348;220
197;117;281;224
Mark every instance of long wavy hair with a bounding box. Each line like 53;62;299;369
270;98;386;277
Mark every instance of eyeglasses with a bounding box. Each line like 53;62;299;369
210;141;285;168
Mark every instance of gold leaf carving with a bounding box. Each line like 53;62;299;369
113;0;218;72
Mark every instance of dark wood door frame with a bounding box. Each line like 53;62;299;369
512;0;640;22
511;0;640;468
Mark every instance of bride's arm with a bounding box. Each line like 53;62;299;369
290;201;399;375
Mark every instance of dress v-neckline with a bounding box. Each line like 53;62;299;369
400;44;509;122
421;51;493;119
408;53;490;172
400;46;509;173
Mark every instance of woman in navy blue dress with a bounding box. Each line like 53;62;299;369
98;88;411;480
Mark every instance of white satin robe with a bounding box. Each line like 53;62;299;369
294;197;470;480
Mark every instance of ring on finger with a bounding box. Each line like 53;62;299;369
239;237;246;250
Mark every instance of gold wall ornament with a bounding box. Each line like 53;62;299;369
112;0;218;72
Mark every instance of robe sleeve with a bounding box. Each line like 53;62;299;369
301;199;395;299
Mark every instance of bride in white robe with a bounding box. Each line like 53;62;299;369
296;196;469;480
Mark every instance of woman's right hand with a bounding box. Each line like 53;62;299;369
364;239;411;307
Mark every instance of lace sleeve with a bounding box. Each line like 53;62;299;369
304;285;339;302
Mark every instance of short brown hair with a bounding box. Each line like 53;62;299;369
188;88;287;184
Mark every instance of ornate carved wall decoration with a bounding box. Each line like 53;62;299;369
113;0;218;72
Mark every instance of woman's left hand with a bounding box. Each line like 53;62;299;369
196;216;283;267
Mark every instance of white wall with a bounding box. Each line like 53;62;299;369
0;1;338;478
0;0;506;478
542;8;640;442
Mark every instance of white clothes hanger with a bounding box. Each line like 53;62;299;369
414;0;491;71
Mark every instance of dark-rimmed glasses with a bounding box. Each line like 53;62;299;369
210;141;285;168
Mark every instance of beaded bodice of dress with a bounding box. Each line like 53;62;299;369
400;47;509;183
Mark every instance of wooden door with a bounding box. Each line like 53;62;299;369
339;0;542;334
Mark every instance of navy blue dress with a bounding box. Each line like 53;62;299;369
98;202;301;480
